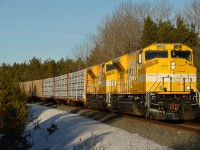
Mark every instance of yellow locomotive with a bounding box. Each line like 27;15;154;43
86;43;199;120
21;43;200;120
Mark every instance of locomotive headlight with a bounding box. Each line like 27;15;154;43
171;62;175;66
186;86;190;90
171;62;176;69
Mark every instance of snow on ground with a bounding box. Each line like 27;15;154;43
26;105;172;150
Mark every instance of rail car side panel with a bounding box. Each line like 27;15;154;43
43;77;54;99
54;74;68;100
68;69;86;103
20;80;43;98
32;80;43;98
20;81;33;97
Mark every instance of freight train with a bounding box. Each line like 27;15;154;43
20;43;200;120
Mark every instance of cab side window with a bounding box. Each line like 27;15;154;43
106;64;115;72
145;50;168;61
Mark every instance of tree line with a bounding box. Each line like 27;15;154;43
8;57;86;82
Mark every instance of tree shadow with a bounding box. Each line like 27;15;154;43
75;110;123;125
69;132;110;150
26;106;112;150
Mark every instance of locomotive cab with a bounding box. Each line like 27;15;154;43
142;43;199;120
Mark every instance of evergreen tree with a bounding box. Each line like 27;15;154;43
62;58;77;73
56;58;66;75
141;16;157;47
173;17;190;44
156;19;174;43
43;59;58;78
141;16;198;49
27;57;42;80
186;23;198;47
75;57;86;71
0;64;29;149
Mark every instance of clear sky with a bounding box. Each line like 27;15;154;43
0;0;187;65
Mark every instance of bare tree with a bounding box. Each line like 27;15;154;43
133;0;155;20
74;0;177;66
183;0;200;35
154;0;173;21
72;35;94;67
91;1;143;63
133;0;173;21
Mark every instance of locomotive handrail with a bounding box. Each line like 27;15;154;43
191;82;200;106
146;76;158;115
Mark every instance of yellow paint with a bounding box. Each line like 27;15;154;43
89;43;197;95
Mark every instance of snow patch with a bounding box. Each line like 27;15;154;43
26;105;172;150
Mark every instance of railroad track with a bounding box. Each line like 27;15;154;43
179;121;200;131
118;113;200;135
34;101;200;135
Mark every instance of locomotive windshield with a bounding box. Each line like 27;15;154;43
145;50;168;61
171;50;192;61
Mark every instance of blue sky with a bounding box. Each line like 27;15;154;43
0;0;186;65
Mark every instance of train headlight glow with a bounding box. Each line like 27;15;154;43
171;65;175;69
171;62;176;69
171;62;175;66
186;86;190;90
